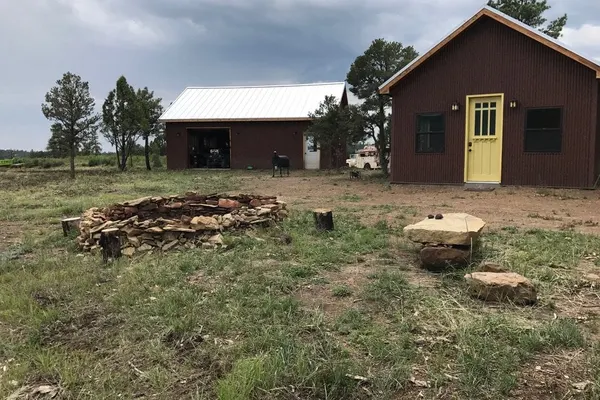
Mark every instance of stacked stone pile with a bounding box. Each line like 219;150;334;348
403;213;486;271
404;213;537;305
77;193;288;255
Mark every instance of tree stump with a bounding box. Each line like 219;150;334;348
314;209;334;231
61;217;81;236
99;228;122;262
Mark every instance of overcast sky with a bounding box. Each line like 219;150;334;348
1;0;599;151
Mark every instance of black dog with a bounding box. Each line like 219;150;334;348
349;170;361;180
272;151;290;177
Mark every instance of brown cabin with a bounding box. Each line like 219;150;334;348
159;82;348;171
379;6;600;189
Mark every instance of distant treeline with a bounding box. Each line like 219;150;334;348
0;143;166;161
0;149;111;160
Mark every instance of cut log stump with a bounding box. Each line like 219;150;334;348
61;217;81;237
99;228;122;262
314;208;334;231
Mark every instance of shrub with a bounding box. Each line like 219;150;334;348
88;156;115;167
41;160;64;169
152;153;163;168
20;158;64;168
23;158;39;168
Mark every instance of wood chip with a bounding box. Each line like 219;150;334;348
409;376;430;388
345;374;369;383
572;381;593;391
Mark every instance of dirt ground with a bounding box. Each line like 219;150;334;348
2;169;600;398
239;171;600;234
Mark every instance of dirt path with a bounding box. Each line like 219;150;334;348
238;172;600;234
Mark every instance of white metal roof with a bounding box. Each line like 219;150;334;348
159;82;347;122
379;5;600;93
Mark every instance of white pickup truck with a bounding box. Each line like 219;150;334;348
346;146;380;170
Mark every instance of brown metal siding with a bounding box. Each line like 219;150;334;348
166;121;307;170
390;16;598;188
595;82;600;183
165;121;346;170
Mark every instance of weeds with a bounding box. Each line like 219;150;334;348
332;285;352;297
1;170;600;399
455;316;586;398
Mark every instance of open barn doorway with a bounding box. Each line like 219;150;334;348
188;128;231;169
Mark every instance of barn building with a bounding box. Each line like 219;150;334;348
159;82;348;170
379;6;600;188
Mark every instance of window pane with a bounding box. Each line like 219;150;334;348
525;129;561;152
416;114;445;153
490;102;496;108
526;108;561;130
482;102;489;108
475;103;481;109
482;109;489;136
416;133;444;153
417;114;444;133
474;110;481;136
490;109;496;135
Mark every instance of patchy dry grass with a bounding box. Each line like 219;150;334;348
1;169;600;399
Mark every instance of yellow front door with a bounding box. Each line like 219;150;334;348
465;95;503;183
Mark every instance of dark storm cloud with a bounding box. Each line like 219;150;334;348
0;0;598;150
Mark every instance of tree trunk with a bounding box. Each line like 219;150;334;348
99;228;122;263
313;209;334;231
332;144;341;170
120;145;128;172
115;148;122;171
61;217;81;236
69;144;76;179
377;100;389;176
145;134;151;170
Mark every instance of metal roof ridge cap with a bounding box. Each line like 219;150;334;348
182;81;347;90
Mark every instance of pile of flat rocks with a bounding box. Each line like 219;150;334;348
77;193;288;255
403;213;486;271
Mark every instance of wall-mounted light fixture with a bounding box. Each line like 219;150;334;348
451;101;460;111
509;100;518;108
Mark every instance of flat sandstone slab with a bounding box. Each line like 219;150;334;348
464;272;537;305
403;213;485;246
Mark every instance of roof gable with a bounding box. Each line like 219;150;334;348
379;6;600;94
159;82;347;122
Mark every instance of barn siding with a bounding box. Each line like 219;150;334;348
390;16;598;188
596;82;600;183
165;121;346;170
166;121;307;170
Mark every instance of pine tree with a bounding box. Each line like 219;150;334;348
41;72;100;178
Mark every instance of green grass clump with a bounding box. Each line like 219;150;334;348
332;285;352;297
87;155;115;167
455;316;586;398
1;169;599;399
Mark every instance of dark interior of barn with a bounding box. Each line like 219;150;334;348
187;128;231;168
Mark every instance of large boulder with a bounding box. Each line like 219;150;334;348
419;246;470;272
464;272;537;305
404;213;486;246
